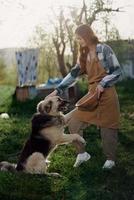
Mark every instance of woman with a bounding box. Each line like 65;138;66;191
48;24;122;169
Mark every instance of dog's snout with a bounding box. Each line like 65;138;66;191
60;99;69;106
66;100;70;104
57;98;69;112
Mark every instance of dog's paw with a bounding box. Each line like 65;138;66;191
79;137;86;145
73;134;86;145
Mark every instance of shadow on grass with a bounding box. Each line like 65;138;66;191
0;172;67;200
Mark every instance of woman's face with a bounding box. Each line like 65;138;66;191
75;34;87;47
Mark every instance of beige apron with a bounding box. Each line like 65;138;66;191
72;57;120;129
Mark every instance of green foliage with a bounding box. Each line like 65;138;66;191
0;58;17;86
5;66;17;86
29;26;60;83
0;80;134;200
107;40;132;65
0;59;6;84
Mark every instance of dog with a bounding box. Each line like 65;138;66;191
0;96;85;175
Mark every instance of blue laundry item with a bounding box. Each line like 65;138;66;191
46;78;63;85
37;78;63;89
39;78;63;89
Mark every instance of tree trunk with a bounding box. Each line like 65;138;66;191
57;54;67;77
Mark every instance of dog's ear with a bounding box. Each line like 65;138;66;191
37;100;52;114
37;101;44;113
44;100;52;113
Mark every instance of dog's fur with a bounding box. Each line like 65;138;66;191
0;96;85;175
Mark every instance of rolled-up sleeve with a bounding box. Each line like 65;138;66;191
99;44;122;88
56;64;81;95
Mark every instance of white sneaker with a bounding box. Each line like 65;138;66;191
102;160;115;169
73;152;91;167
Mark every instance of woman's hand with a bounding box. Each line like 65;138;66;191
46;90;58;98
96;84;104;99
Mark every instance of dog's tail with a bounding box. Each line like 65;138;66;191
0;161;17;172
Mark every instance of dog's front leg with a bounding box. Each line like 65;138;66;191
59;134;86;145
64;109;79;125
63;112;72;125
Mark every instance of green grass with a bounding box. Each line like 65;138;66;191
0;80;134;200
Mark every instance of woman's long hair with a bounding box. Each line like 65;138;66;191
75;24;99;69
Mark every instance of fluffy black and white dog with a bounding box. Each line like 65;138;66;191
0;96;85;175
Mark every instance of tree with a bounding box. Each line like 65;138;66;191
51;0;122;77
29;0;122;79
29;26;59;83
52;9;68;77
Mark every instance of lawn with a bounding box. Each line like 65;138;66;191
0;80;134;200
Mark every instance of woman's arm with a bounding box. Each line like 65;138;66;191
56;63;82;95
98;44;122;88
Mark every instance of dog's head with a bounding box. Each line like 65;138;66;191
37;96;69;115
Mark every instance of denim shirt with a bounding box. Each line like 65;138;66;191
56;43;122;95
